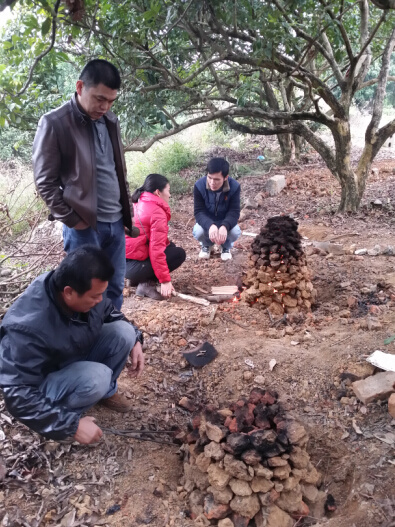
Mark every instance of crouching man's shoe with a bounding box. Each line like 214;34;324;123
135;281;163;300
98;392;133;413
198;245;213;259
220;247;232;261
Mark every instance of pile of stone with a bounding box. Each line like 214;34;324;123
181;388;325;527
241;216;317;317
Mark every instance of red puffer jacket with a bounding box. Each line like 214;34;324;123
125;192;171;283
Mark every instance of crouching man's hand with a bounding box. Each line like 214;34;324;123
74;416;103;444
129;341;145;378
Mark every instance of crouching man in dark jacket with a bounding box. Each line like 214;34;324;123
193;157;241;262
0;246;144;444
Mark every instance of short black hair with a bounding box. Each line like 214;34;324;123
53;245;114;295
206;157;229;178
79;59;121;90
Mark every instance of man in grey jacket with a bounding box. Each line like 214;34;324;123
0;246;144;444
33;59;137;310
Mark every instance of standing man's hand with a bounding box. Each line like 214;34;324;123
74;220;90;230
74;416;103;444
129;341;144;378
209;224;218;243
217;226;228;245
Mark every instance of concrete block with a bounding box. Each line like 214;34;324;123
265;175;287;196
352;372;395;404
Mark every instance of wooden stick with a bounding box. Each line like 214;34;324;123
211;285;238;295
206;294;236;303
176;292;211;306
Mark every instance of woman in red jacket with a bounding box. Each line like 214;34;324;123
125;174;186;300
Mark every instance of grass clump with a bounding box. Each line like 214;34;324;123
126;139;197;195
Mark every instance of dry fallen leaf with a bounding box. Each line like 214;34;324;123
352;418;363;435
269;359;277;371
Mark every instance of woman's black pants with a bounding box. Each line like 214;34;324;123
125;242;186;286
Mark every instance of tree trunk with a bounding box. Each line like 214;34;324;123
277;133;293;164
338;169;362;212
293;135;303;160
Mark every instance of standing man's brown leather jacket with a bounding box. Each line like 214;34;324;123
33;94;132;231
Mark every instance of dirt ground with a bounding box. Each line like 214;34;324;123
2;151;395;527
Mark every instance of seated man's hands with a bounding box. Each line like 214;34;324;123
129;341;144;378
217;225;228;245
74;416;102;444
209;224;228;245
161;281;174;298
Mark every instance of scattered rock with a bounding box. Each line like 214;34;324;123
265;175;287;196
352;372;395;404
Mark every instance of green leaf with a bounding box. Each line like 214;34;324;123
41;18;51;37
384;335;395;345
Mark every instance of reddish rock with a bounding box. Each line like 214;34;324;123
368;305;381;315
228;418;238;433
291;500;310;520
248;388;267;405
224;416;233;428
179;397;196;412
261;390;278;406
204;493;231;519
192;415;201;429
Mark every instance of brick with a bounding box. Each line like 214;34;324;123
352;372;395;404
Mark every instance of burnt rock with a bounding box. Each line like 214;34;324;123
224;433;251;455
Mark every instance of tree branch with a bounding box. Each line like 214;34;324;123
14;0;61;97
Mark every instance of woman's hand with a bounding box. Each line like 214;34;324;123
161;281;174;298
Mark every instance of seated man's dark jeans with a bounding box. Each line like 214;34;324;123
125;242;186;286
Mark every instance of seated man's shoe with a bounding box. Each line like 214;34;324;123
198;246;213;259
221;247;232;261
98;392;133;413
135;281;163;300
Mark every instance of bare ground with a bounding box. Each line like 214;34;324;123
2;154;395;527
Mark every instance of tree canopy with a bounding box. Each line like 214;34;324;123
1;0;395;211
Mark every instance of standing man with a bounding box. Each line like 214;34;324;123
0;246;144;444
33;59;138;310
193;157;241;261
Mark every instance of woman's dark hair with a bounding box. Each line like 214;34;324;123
79;59;121;90
53;245;114;295
131;173;169;203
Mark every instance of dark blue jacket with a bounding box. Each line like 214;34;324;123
0;272;142;440
193;176;240;231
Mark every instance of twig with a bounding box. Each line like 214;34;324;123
266;308;275;324
327;233;360;241
329;335;351;347
101;427;178;446
220;313;250;329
